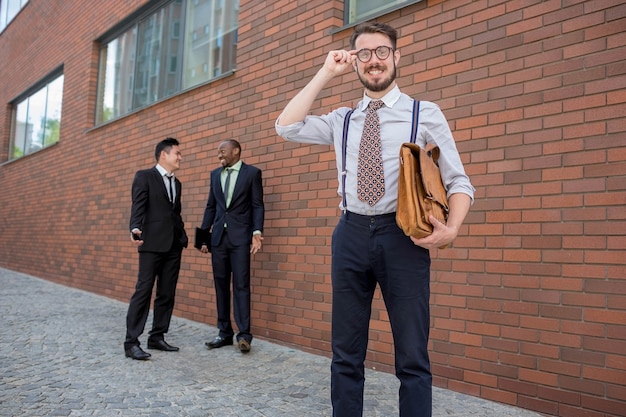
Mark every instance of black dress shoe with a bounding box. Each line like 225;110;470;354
125;345;151;360
147;339;180;352
205;335;233;349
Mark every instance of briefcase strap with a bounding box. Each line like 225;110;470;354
340;100;420;212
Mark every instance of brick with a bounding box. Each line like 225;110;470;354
517;396;560;416
498;377;538;397
561;348;605;367
464;370;498;387
1;1;625;416
606;382;626;403
520;342;560;360
584;308;626;325
607;294;626;310
500;351;537;370
581;394;626;415
519;316;560;332
582;365;626;386
562;293;607;309
584;337;626;356
519;368;558;386
540;357;582;378
561;376;606;397
481;387;520;409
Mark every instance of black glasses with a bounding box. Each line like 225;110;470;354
355;46;394;63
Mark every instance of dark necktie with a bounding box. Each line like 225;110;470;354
223;168;232;206
357;100;385;206
167;175;174;204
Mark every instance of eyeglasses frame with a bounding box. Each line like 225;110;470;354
355;45;395;63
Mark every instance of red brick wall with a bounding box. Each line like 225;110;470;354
1;1;624;416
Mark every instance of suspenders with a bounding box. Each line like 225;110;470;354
409;99;421;144
341;109;355;212
340;99;420;212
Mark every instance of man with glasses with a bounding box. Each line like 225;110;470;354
276;22;474;416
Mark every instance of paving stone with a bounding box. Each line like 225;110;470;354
0;267;544;417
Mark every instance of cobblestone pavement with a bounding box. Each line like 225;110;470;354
0;267;544;416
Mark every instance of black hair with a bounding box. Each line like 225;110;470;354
155;137;179;161
223;139;241;152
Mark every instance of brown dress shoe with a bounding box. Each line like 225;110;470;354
237;339;251;353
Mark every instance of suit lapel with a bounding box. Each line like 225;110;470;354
214;169;226;205
229;163;246;202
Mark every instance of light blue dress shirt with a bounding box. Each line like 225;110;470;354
275;86;474;216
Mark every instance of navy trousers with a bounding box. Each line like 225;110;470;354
210;229;252;342
331;211;432;417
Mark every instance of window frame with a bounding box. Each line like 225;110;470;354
8;68;64;161
95;0;239;126
0;0;29;33
343;0;423;26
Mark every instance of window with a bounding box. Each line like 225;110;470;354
96;0;239;124
0;0;28;33
9;74;64;160
345;0;422;25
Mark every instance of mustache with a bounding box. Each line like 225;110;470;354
365;64;386;72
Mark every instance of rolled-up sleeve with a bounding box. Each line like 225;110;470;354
275;108;351;146
420;102;475;203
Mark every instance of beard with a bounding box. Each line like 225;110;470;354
356;61;397;92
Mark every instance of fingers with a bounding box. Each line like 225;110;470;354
250;235;263;255
412;217;454;250
324;50;357;75
331;49;356;64
130;232;143;245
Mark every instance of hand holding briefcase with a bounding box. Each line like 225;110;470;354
396;142;449;246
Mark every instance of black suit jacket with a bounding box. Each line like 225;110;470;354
129;167;188;252
201;163;264;247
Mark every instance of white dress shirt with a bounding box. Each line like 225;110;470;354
155;164;175;202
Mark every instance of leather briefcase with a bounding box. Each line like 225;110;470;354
396;142;449;245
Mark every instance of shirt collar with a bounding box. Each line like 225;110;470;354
156;164;173;177
224;160;243;173
359;85;401;112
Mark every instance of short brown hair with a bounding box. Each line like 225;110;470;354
349;22;398;50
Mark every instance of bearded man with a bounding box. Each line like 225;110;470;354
275;22;474;417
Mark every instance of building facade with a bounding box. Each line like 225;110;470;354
1;0;624;416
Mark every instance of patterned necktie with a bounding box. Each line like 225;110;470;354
357;100;385;206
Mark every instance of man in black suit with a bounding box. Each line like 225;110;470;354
124;137;188;360
200;139;264;353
